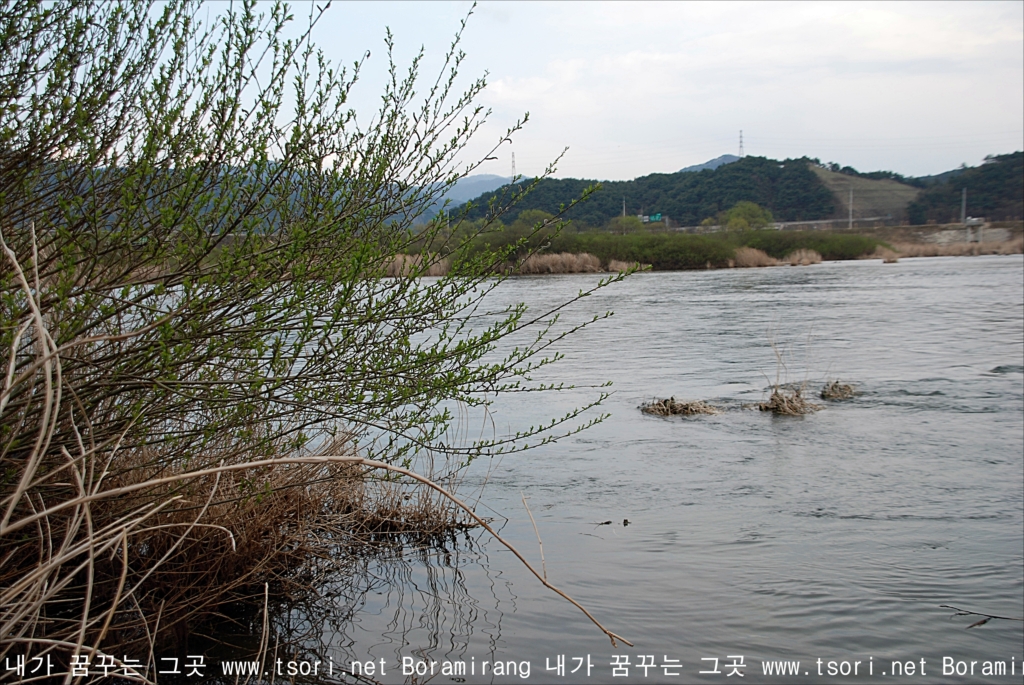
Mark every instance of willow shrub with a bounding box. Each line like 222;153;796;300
0;0;615;659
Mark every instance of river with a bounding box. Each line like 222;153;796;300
314;255;1023;684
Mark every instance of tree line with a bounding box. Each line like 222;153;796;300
906;152;1023;223
462;156;836;227
461;151;1024;229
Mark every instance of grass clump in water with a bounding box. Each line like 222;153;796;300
641;397;721;416
820;380;855;400
758;386;820;415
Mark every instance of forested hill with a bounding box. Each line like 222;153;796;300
907;151;1023;223
462;156;836;226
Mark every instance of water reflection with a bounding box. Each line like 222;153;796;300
176;533;513;683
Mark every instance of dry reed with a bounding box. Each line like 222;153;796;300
868;246;901;263
386;253;451;277
0;389;468;661
608;259;644;272
889;238;1024;258
732;247;779;268
755;332;821;415
641;397;721;416
0;400;628;665
786;248;822;266
517;252;602;274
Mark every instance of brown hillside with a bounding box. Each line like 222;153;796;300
812;166;921;222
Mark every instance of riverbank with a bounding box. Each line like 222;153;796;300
394;224;1023;276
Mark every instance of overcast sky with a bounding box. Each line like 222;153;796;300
310;1;1024;181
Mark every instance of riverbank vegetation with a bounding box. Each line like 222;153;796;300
889;237;1024;257
0;0;628;667
408;215;889;272
396;219;1021;276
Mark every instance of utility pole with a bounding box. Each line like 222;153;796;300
511;152;516;183
739;130;744;158
622;196;626;217
848;186;853;230
961;187;969;240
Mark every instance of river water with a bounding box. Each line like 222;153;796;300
320;256;1023;684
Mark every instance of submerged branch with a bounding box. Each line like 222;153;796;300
940;604;1024;628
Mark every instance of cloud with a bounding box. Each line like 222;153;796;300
317;1;1024;179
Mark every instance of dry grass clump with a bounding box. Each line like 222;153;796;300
867;245;901;263
890;238;1024;258
608;259;645;272
641;397;721;416
0;426;472;656
386;253;451;276
0;236;479;660
820;380;855;400
758;386;820;415
353;472;473;538
786;248;822;266
732;247;779;268
517;252;602;274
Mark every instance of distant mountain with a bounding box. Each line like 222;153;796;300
462;156;835;227
913;167;968;187
907;151;1023;223
832;152;1023;222
810;166;921;221
416;173;509;221
823;162;962;188
458;153;1022;228
678;154;740;174
444;174;508;204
